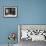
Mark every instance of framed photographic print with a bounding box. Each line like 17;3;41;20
18;24;46;42
4;6;17;17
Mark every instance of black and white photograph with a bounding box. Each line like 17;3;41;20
18;25;46;46
4;6;17;17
